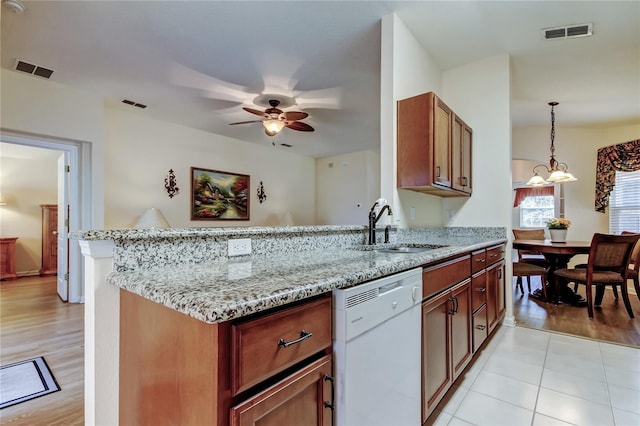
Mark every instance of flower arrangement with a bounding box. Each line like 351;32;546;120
546;218;571;229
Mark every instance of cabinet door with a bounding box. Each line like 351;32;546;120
450;279;473;378
230;354;333;426
422;290;453;422
433;97;452;187
486;260;506;332
452;116;472;194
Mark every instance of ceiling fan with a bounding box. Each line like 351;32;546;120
229;99;315;136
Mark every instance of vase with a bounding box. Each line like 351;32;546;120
549;229;567;243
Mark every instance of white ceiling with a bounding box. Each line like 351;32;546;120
2;1;638;158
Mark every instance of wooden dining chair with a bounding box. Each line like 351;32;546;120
513;229;549;296
622;231;640;302
512;228;548;266
554;233;640;318
513;262;547;299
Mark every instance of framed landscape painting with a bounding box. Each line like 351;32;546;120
191;167;249;220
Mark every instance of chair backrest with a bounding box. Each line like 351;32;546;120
512;228;546;260
587;233;640;277
621;231;640;272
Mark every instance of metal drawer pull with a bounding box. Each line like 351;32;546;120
476;287;486;293
476;258;485;262
278;330;313;348
476;324;486;330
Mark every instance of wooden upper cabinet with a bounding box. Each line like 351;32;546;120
452;115;472;194
397;91;472;197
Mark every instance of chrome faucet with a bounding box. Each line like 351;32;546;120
368;201;393;245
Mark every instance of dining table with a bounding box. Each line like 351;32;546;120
512;239;591;304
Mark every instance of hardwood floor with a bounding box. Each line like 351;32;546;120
0;276;84;425
513;276;640;347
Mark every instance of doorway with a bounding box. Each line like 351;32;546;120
0;130;91;302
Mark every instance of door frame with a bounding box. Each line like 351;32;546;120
0;129;92;303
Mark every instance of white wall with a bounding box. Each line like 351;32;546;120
442;55;512;228
0;143;60;275
513;124;640;243
316;150;380;225
104;107;316;229
382;14;444;228
0;69;105;229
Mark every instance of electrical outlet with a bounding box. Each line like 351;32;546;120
228;238;251;256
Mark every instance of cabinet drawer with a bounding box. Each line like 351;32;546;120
422;255;471;299
231;296;332;395
471;249;486;274
472;305;488;353
486;245;504;265
471;271;487;312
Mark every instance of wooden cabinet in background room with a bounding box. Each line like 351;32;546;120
421;255;472;421
40;204;58;276
397;91;472;197
0;237;18;280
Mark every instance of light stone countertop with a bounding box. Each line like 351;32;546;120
107;237;506;323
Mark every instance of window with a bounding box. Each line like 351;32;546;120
609;169;640;234
520;195;555;228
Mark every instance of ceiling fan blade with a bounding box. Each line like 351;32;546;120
229;120;263;125
286;121;315;132
243;107;268;117
282;111;308;121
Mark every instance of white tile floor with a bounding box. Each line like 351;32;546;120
429;326;640;426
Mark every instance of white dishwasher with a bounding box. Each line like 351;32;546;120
333;267;422;426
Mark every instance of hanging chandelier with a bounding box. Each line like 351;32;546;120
526;102;577;186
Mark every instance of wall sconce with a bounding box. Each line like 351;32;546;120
257;181;267;203
164;169;179;198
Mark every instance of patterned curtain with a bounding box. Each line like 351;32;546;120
513;186;554;207
595;139;640;213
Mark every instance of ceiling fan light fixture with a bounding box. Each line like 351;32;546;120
263;119;285;135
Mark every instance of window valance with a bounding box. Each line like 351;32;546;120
513;186;555;207
595;139;640;213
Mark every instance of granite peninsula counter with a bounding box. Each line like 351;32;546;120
71;225;507;323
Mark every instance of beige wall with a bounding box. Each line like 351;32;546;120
104;107;317;229
0;143;60;275
383;15;512;230
316;150;380;226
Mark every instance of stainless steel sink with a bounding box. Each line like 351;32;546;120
375;244;447;254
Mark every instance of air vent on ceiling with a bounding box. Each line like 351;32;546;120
121;99;147;109
543;23;592;40
14;59;54;79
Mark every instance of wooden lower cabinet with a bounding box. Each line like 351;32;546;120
422;278;472;421
230;354;333;426
120;290;333;426
486;259;506;332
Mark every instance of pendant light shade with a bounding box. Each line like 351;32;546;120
526;102;577;186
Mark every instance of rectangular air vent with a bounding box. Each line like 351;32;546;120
121;99;147;109
14;59;54;79
543;23;592;40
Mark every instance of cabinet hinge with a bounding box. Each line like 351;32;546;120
64;218;69;227
64;272;69;282
65;165;70;173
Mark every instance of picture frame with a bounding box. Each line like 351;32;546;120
191;167;250;220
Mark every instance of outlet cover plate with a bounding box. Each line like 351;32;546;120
228;238;251;256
